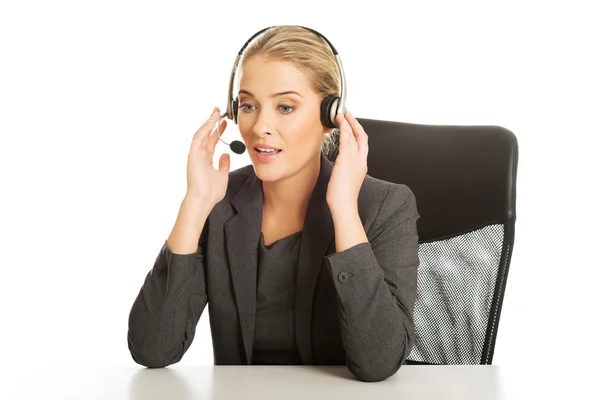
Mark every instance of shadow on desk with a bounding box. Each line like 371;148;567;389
128;365;503;400
129;368;195;400
128;366;357;400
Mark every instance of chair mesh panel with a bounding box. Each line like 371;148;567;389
408;224;504;364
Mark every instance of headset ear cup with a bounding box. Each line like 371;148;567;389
320;94;340;129
232;98;239;124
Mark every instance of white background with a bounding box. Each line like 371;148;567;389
1;0;598;396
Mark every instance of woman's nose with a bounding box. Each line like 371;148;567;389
251;110;274;137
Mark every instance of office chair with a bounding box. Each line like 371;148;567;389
327;117;518;365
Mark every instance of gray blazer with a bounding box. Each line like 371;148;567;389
127;153;420;382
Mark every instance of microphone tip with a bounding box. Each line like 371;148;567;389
230;141;246;155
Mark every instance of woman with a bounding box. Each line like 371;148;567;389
127;25;420;382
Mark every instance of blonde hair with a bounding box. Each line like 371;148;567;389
240;26;341;156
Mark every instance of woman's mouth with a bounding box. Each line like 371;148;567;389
254;147;282;163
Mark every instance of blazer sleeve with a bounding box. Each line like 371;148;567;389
127;222;209;368
324;184;420;382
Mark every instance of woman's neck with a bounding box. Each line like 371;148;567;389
261;156;321;219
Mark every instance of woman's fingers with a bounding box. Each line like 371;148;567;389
345;110;369;159
207;117;227;154
193;107;220;143
218;152;231;174
336;113;357;153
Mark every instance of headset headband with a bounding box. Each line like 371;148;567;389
225;25;347;122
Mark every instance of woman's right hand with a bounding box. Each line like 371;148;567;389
186;107;231;207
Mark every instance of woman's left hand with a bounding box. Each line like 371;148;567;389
326;110;369;215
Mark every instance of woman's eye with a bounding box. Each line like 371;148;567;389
239;103;255;112
238;103;293;114
279;105;294;114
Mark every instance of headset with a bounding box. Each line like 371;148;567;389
216;25;347;154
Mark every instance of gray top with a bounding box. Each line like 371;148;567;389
252;231;303;365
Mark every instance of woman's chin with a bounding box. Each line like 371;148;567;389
253;165;284;183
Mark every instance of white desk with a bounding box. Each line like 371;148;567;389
1;364;586;399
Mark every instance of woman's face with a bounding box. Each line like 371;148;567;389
237;55;326;183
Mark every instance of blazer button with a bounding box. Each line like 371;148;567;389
338;272;349;283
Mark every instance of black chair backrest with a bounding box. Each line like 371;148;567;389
328;117;518;364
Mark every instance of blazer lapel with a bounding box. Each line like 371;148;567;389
295;153;336;364
224;171;263;365
224;153;336;365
